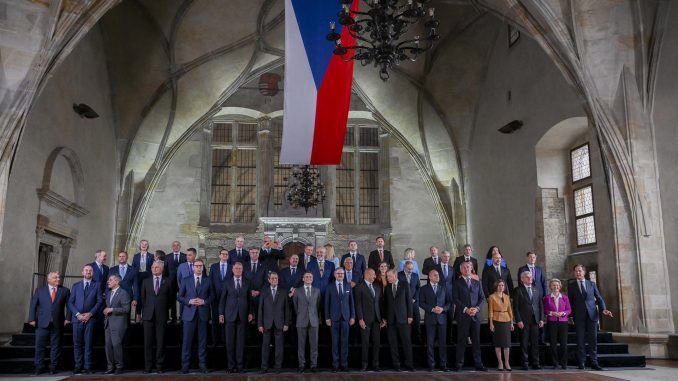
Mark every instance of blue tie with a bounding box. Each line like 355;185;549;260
221;264;226;280
120;265;126;280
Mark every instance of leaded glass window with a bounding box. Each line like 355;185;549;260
571;144;591;182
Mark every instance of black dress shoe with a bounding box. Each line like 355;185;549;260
49;367;57;375
310;367;318;373
373;367;380;372
475;366;488;372
442;366;450;372
261;368;269;374
33;368;43;376
332;367;338;373
298;367;305;373
497;368;505;372
506;368;512;372
533;365;542;370
200;368;209;374
428;367;435;372
180;368;189;374
453;366;461;372
578;364;585;370
393;366;401;372
114;369;122;375
341;367;349;372
73;368;82;375
561;365;567;370
360;366;368;372
83;369;92;375
104;368;115;375
591;364;604;371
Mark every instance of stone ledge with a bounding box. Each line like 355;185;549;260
612;332;670;359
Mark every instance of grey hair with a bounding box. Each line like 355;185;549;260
520;270;533;278
549;278;562;287
108;274;122;282
153;260;165;268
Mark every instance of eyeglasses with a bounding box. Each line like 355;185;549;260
194;264;204;267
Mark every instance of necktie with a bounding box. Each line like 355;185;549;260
392;283;397;297
196;277;201;289
347;271;352;283
466;277;471;289
433;284;437;294
305;286;310;298
189;263;193;273
580;280;587;296
175;253;179;263
238;249;242;258
527;286;533;299
434;257;438;265
272;287;276;300
338;282;343;297
443;265;448;278
319;262;324;277
379;250;384;261
84;282;90;293
352;253;356;264
110;290;115;305
291;267;296;277
406;273;411;284
530;266;535;279
496;266;501;277
369;283;375;298
98;263;102;274
120;265;126;280
221;263;226;280
236;278;241;292
155;277;160;295
253;263;257;273
51;287;56;303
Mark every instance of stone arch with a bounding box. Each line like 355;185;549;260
39;146;86;208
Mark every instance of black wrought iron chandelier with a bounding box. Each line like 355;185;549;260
326;0;440;81
286;166;326;213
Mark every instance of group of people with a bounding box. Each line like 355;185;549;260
29;237;613;375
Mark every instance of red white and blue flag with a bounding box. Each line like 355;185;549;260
281;0;357;165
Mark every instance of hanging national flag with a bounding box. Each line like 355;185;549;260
281;0;357;165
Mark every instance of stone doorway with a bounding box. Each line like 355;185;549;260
281;241;305;267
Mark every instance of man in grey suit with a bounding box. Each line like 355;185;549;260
257;272;290;373
292;271;321;373
103;274;131;375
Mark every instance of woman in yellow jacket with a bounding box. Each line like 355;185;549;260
488;279;514;371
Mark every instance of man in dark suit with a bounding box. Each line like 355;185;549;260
68;265;102;374
517;251;547;298
324;268;355;372
398;261;421;344
109;251;139;318
178;258;211;373
354;268;385;371
279;254;303;293
257;272;290;372
141;260;171;373
513;270;544;370
176;248;197;290
219;262;254;373
482;250;514;297
453;244;479;279
103;274;131;374
368;236;395;270
89;249;109;293
453;261;487;371
132;239;154;283
244;247;268;320
292;272;321;372
228;235;249;265
260;236;285;271
384;269;414;371
342;256;363;288
307;246;334;297
300;243;317;271
436;251;456;338
421;245;441;277
340;240;366;275
29;271;70;375
166;240;186;323
568;264;613;371
419;269;451;371
209;249;231;345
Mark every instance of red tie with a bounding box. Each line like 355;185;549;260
51;287;56;303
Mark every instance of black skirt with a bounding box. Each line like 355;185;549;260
492;320;512;348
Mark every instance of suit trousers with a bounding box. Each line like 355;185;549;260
225;318;247;370
210;301;224;345
330;320;350;368
387;323;413;368
575;317;599;366
425;322;447;367
519;321;540;366
455;315;482;367
143;317;166;371
360;320;381;368
182;318;207;370
411;304;421;343
297;325;318;368
35;323;62;368
104;326;125;370
548;321;568;366
261;325;284;369
72;321;95;370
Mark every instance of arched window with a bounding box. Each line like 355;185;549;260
570;143;596;246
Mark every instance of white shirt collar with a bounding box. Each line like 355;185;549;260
551;292;561;298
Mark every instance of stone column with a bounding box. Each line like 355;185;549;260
378;131;391;228
198;122;213;227
257;117;273;217
534;187;568;281
321;166;336;220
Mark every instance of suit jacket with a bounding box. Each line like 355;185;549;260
544;294;571;322
568;279;607;322
132;252;154;274
436;263;455;296
166;252;186;286
279;266;304;292
481;264;514;297
219;277;253;322
343;268;363;286
368;249;395;270
89;262;109;292
68;280;102;322
228;248;249;266
209;262;233;303
258;286;290;329
354;281;382;324
340;252;367;274
176;262;195;289
452;256;479;278
30;285;71;328
104;287;131;329
384;280;413;324
422;256;442;277
140;276;171;321
292;285;321;327
517;264;547;297
325;281;355;321
307;260;335;294
243;260;269;291
419;283;450;325
398;271;420;307
300;254;317;271
109;264;139;302
453;277;485;321
178;275;212;321
260;248;285;271
512;283;544;324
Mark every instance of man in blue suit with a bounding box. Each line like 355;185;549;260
209;248;232;345
89;249;109;293
68;265;102;374
453;261;487;372
437;251;456;332
29;271;70;375
342;256;363;288
218;262;254;373
398;261;421;344
166;240;186;323
308;246;335;297
228;235;249;266
324;268;355;372
132;239;155;284
419;269;451;371
517;251;547;297
109;251;139;318
178;258;212;373
244;247;268;320
279;254;303;293
176;248;197;290
340;240;366;275
300;243;317;271
568;264;613;371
